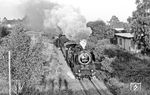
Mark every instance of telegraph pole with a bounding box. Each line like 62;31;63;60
8;51;11;95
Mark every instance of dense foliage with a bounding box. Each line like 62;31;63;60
129;0;150;53
0;26;10;38
108;15;129;30
87;20;114;43
0;24;46;94
104;48;150;90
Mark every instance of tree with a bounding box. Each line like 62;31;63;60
108;15;129;30
127;16;132;23
108;15;120;28
2;17;7;23
0;24;45;94
0;26;10;38
87;20;111;42
87;20;106;31
108;15;120;26
129;0;150;53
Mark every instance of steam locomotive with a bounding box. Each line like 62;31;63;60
54;34;96;80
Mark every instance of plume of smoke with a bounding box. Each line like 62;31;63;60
20;0;57;31
20;0;92;41
44;5;92;41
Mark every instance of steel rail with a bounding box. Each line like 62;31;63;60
78;80;89;95
89;79;102;95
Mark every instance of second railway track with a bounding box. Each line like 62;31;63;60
79;80;89;95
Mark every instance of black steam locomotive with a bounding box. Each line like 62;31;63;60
54;34;96;80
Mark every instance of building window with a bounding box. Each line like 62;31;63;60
119;38;122;45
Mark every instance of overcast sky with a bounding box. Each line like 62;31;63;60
0;0;137;22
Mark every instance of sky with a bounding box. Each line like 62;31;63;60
0;0;137;22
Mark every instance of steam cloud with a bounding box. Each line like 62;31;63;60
20;0;92;41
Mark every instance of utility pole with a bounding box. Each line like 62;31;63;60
8;51;11;95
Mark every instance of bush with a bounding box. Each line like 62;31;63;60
0;26;10;38
94;39;117;61
104;48;150;90
108;85;120;95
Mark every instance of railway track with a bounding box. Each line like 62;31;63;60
89;79;102;95
79;80;89;95
78;79;103;95
93;77;114;95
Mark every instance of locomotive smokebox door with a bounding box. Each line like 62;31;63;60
78;51;92;65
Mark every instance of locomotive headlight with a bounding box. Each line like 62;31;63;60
91;70;94;72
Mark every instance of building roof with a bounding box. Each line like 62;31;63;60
114;28;125;31
115;33;134;38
